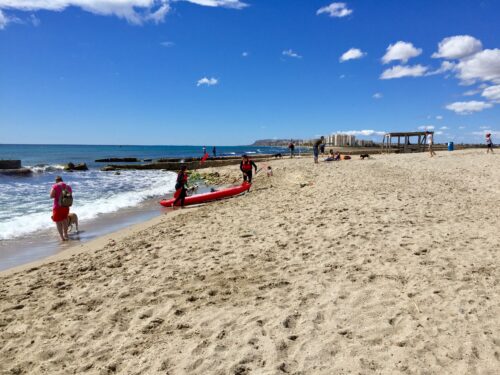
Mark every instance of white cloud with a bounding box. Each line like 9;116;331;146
432;35;483;60
482;85;500;103
0;0;247;26
29;13;39;26
317;2;352;18
184;0;247;8
160;41;174;47
459;126;466;129
282;49;302;59
471;130;498;136
382;41;422;64
418;125;435;130
380;64;428;79
0;9;8;29
196;77;218;87
339;74;345;79
445;101;493;115
339;130;385;136
440;126;449;130
339;48;365;62
455;49;500;84
241;51;249;57
434;131;444;135
372;92;383;99
436;115;443;120
426;61;456;76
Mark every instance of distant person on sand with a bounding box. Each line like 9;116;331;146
288;141;295;158
173;165;189;207
486;133;494;154
313;136;324;164
213;146;217;157
426;131;436;157
240;155;257;183
50;176;73;241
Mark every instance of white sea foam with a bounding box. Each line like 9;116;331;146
0;170;177;240
27;164;66;173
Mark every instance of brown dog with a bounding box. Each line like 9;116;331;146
67;213;79;233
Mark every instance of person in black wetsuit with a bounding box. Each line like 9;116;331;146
173;165;189;207
240;155;257;183
213;146;217;157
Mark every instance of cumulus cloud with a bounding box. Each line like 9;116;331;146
196;77;218;86
282;49;302;59
432;35;483;60
445;101;493;115
434;131;444;135
339;48;365;62
455;49;500;85
372;92;383;99
471;130;498;136
382;41;422;64
481;84;500;102
0;0;247;26
317;2;352;18
339;130;386;136
418;125;435;130
440;126;449;130
436;115;443;120
380;64;428;79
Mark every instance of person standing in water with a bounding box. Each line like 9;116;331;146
426;131;436;157
202;146;207;155
240;155;257;183
313;136;324;164
50;176;73;241
486;133;494;154
213;146;217;157
173;165;189;207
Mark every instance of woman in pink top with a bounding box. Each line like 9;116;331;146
50;176;72;241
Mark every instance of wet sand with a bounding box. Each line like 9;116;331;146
0;149;499;374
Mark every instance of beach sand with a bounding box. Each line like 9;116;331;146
1;149;499;374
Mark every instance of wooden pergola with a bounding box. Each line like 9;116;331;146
381;131;432;153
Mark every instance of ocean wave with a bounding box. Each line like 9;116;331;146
27;164;66;173
0;170;177;240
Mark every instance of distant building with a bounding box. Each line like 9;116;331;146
326;133;356;147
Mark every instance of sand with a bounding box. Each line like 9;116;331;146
1;149;499;374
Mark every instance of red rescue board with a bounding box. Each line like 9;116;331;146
160;182;251;207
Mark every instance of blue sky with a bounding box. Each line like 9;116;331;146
1;0;499;145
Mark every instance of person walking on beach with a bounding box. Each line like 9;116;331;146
50;176;73;241
426;131;436;157
288;141;295;158
213;146;217;157
313;136;324;164
240;155;257;184
173;165;189;207
486;133;494;154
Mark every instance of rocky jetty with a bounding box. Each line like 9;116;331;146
95;158;140;163
64;162;89;171
0;160;32;176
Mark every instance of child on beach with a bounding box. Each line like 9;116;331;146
486;133;494;154
50;176;73;241
267;166;273;177
426;131;436;157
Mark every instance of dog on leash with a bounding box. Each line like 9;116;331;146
360;154;370;160
273;153;283;159
67;212;79;233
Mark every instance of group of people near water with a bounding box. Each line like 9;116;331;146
49;133;495;239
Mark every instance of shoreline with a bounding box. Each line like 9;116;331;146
1;149;499;374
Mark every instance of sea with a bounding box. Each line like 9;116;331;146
0;144;289;270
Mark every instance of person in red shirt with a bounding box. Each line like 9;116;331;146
240;155;257;183
50;176;72;241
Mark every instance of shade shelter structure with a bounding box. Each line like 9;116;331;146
381;131;432;153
